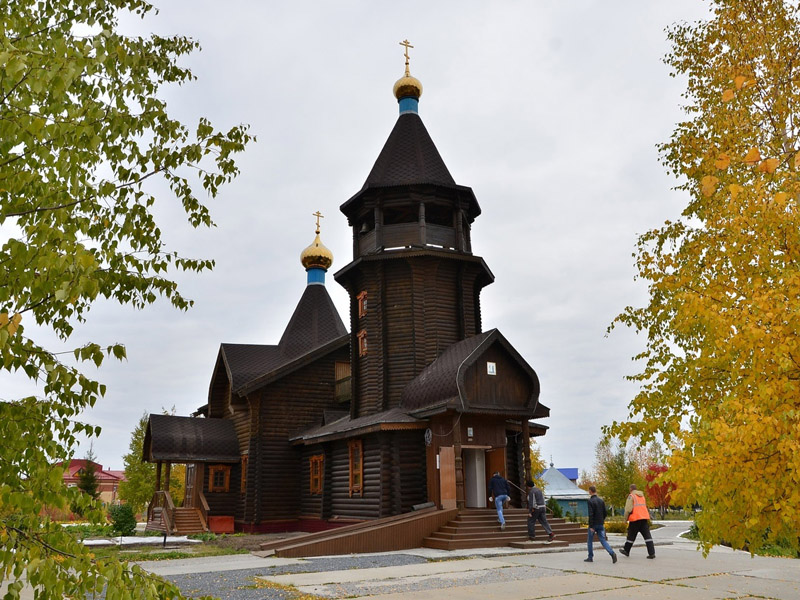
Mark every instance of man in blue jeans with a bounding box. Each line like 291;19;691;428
586;485;617;563
487;471;510;530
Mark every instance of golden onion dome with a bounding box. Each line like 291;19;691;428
393;73;423;100
300;231;333;270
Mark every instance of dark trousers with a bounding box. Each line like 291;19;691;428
624;519;655;556
527;508;552;538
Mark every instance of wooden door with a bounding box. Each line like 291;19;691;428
184;463;196;508
485;448;506;507
439;446;456;510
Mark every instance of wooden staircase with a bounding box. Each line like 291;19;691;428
422;508;587;550
145;490;209;535
171;507;207;535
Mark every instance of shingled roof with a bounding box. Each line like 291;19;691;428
401;330;494;411
401;329;547;418
278;284;347;359
143;414;240;462
290;407;424;445
217;284;348;396
340;112;481;220
363;113;455;188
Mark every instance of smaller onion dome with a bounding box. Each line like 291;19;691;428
300;217;333;271
393;73;423;100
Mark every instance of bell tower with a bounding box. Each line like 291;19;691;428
335;42;494;418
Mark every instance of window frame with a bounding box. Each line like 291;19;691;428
309;454;324;496
348;440;363;497
208;465;231;493
357;291;368;318
357;330;367;356
240;455;248;493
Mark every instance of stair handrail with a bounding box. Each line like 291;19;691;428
159;490;176;534
197;490;210;532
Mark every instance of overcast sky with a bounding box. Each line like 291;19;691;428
5;1;713;473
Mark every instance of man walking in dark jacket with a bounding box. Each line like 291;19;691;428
585;485;617;563
488;471;510;530
526;480;555;542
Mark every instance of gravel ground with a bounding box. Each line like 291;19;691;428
165;553;430;599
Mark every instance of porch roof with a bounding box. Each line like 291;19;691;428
143;414;240;463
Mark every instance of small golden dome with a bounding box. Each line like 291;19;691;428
300;232;333;270
393;74;423;100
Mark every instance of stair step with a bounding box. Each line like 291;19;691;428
421;508;587;551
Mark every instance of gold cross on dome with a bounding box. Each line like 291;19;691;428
399;39;414;75
313;210;324;234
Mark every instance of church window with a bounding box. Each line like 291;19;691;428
309;454;324;495
357;330;368;356
240;456;248;493
348;440;363;497
357;291;368;318
208;465;231;493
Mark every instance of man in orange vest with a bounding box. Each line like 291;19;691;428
619;484;655;559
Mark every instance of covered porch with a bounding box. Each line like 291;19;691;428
142;414;241;535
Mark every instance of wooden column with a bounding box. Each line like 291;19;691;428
374;205;383;249
522;419;531;482
164;461;172;492
522;420;531;509
455;207;464;251
453;413;465;510
418;202;426;246
155;461;163;491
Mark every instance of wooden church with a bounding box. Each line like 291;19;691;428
143;44;550;538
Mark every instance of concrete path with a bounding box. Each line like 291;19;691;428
260;545;800;599
253;536;800;599
5;522;798;599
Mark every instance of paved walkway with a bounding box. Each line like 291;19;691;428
136;523;800;599
5;522;799;599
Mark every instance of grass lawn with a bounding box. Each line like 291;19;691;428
89;542;250;562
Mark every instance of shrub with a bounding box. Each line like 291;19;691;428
546;497;563;518
108;504;137;537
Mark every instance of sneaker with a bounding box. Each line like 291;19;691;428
528;537;536;542
584;558;593;562
500;522;505;531
647;554;655;559
612;553;618;564
548;532;556;542
619;548;629;557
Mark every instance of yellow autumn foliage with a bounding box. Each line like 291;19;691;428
609;0;800;556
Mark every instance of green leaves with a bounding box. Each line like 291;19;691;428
1;0;251;597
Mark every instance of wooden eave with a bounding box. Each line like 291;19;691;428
290;420;428;446
334;249;494;287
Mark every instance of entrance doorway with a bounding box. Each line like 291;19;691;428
463;448;489;508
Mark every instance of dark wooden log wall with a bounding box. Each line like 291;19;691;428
207;356;230;419
245;346;350;524
346;255;488;418
203;461;242;515
463;343;534;412
330;435;382;519
384;430;428;515
385;261;413;410
299;445;324;518
428;413;507;449
325;431;428;520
